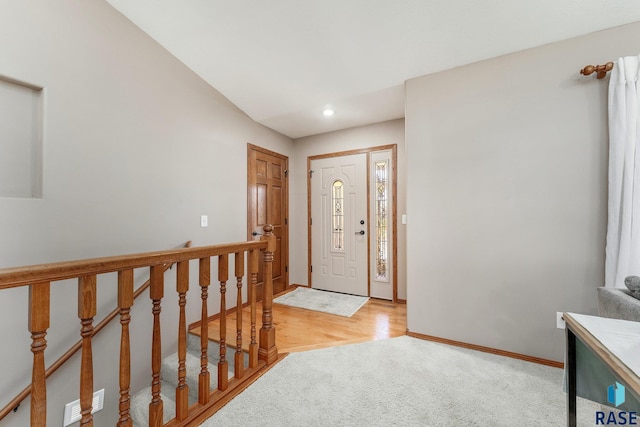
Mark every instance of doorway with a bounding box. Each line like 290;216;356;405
247;144;289;300
308;145;397;300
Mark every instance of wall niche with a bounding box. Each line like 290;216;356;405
0;76;43;198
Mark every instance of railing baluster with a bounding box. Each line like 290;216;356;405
259;225;278;365
149;266;164;427
234;252;244;379
248;250;259;369
175;260;189;420
117;269;134;427
78;275;97;426
218;254;229;391
29;282;50;427
198;257;211;405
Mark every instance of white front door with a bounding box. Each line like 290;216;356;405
311;153;368;296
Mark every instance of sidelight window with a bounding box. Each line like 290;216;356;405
375;161;388;280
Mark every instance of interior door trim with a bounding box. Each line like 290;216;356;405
307;144;398;301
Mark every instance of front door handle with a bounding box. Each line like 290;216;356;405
355;230;365;235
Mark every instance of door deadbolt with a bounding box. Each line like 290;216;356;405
360;220;365;225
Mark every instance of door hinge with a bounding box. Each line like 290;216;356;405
310;218;312;225
285;265;288;273
285;218;288;225
309;170;314;177
310;265;312;273
284;169;289;177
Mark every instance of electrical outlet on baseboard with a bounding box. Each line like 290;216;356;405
556;312;566;329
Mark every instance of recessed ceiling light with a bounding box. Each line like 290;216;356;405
322;108;334;117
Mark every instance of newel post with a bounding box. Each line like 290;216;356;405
258;224;278;365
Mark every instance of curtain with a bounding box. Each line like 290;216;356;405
605;55;640;288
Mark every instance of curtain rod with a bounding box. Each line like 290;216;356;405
580;62;614;79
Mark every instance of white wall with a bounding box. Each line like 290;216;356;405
406;22;640;362
290;119;407;300
0;1;293;425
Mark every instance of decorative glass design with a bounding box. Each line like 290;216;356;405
375;161;388;280
332;180;344;251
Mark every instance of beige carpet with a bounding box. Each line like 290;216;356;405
200;336;601;426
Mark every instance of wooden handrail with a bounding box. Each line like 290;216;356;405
0;226;277;426
0;241;193;422
0;240;265;289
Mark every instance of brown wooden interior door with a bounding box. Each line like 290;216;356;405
248;144;288;300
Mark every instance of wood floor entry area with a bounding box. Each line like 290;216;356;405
191;288;407;353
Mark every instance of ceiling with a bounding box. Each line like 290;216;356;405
105;1;640;139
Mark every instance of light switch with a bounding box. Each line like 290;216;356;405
401;214;407;225
200;215;208;228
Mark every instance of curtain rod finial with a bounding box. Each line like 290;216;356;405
581;62;614;79
580;65;595;76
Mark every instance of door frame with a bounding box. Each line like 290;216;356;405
307;144;398;301
247;143;289;290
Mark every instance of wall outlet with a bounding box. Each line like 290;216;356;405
63;389;104;426
200;215;208;228
556;312;566;329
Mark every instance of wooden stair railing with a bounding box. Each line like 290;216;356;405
0;225;278;427
0;241;192;422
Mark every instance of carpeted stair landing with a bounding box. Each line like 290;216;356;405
131;333;247;426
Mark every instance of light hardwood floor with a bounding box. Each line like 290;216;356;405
190;289;407;353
